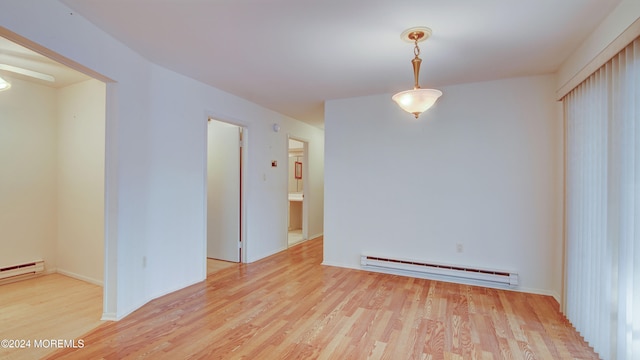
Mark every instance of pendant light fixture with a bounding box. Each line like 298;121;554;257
392;27;442;118
0;76;10;91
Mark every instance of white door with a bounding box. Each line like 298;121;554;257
207;119;240;262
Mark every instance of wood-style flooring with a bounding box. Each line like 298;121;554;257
207;258;237;275
0;274;104;360
10;237;599;359
0;259;236;360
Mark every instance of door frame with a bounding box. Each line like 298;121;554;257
203;115;248;269
0;27;115;319
286;135;309;245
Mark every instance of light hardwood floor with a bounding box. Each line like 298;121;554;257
38;237;599;359
0;260;236;360
4;238;598;359
0;274;104;360
207;258;237;275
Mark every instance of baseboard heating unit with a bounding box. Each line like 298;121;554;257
0;260;45;282
361;255;518;286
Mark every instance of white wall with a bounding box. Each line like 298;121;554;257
0;77;58;271
56;79;105;285
0;1;324;320
0;76;104;286
324;74;563;299
146;63;325;272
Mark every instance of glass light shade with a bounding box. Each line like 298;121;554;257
0;76;10;91
392;88;442;118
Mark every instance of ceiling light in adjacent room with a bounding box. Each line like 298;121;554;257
392;27;442;118
0;76;11;91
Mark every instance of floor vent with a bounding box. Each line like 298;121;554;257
0;260;45;282
361;255;518;286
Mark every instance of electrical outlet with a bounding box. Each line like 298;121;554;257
456;244;463;253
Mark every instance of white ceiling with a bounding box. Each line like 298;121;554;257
24;1;627;128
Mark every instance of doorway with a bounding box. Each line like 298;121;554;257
206;118;243;265
0;33;106;347
287;138;307;247
0;36;105;284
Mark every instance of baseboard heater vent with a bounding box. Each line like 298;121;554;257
361;255;518;286
0;260;45;281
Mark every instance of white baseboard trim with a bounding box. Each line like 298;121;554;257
101;312;118;321
106;278;206;321
308;232;323;240
246;246;288;263
518;287;561;304
148;278;204;303
111;298;153;321
56;268;103;286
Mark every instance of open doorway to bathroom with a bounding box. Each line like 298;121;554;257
287;138;307;247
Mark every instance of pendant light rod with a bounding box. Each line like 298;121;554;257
410;32;423;89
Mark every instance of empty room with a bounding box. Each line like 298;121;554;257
1;0;638;359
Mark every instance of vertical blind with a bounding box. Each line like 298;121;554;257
564;37;640;360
